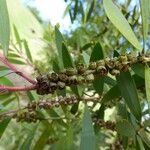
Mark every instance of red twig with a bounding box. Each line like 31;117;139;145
0;52;36;84
0;85;37;93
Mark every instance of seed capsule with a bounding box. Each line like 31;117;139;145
97;66;108;76
47;72;59;82
110;69;120;76
97;60;105;67
58;73;68;82
57;81;66;90
85;74;94;83
77;64;87;74
89;62;97;70
65;68;77;76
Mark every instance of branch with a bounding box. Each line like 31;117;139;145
0;52;36;84
0;85;37;93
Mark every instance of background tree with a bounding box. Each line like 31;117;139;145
0;0;150;149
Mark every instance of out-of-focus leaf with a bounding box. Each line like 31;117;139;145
55;26;65;69
101;85;120;104
73;0;78;20
145;65;150;112
7;0;44;59
20;125;38;150
0;70;11;78
138;128;150;148
140;0;149;47
8;57;25;65
116;71;142;121
80;105;96;150
86;0;95;22
23;40;33;63
0;118;11;139
80;43;93;51
132;63;144;78
103;76;116;86
90;42;104;95
13;24;22;49
79;1;85;24
117;103;128;120
103;0;141;50
116;119;136;137
27;91;37;102
136;135;145;150
33;129;50;150
0;0;10;56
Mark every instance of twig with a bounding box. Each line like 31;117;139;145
0;52;36;84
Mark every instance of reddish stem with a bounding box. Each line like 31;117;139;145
0;53;36;84
0;85;37;93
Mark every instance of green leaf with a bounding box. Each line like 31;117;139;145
0;0;10;56
103;0;141;50
101;85;120;104
13;24;22;49
55;26;65;69
62;43;73;68
0;70;11;78
136;135;145;150
132;63;144;78
0;118;11;139
116;71;142;121
86;0;95;22
90;42;103;62
90;42;104;95
140;0;150;47
145;65;150;112
116;119;136;137
23;40;33;63
80;105;96;150
138;128;150;148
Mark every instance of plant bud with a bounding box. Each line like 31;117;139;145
77;64;87;74
85;74;94;82
97;60;105;66
57;81;66;90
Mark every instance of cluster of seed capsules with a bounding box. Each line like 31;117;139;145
36;53;150;95
12;95;78;123
92;117;116;131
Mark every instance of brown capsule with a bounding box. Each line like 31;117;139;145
97;66;108;76
65;68;77;76
96;60;105;67
110;69;120;76
47;72;59;82
89;62;97;70
57;81;66;90
105;59;115;69
77;64;87;74
85;74;94;83
58;73;68;82
67;76;78;85
49;82;57;91
115;61;123;70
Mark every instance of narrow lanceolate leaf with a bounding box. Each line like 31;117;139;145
138;128;150;148
0;118;11;139
116;119;136;137
55;26;65;69
103;0;141;50
0;0;10;56
116;71;142;121
140;0;149;47
145;65;150;112
62;43;73;68
80;105;96;150
23;40;33;63
86;0;95;22
90;42;104;95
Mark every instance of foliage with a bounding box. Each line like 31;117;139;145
0;0;150;149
